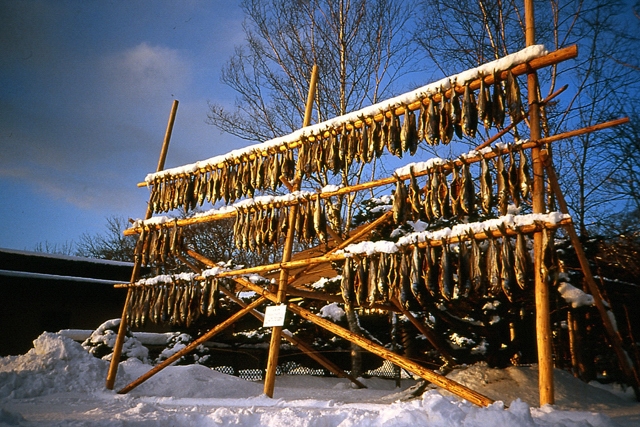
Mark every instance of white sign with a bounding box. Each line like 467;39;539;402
263;305;287;327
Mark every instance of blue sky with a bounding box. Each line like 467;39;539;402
0;0;249;251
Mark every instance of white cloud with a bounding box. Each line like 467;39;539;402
102;42;191;102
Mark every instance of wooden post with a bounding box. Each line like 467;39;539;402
105;100;179;390
525;0;554;406
263;64;318;398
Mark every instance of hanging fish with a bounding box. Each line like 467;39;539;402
377;252;390;301
410;245;429;309
480;158;493;214
518;149;531;200
508;148;521;207
449;163;462;218
367;255;379;307
161;284;170;323
477;75;492;130
439;87;454;145
392;174;407;225
514;227;531;290
417;101;427;143
461;82;478;138
355;258;368;307
495;156;510;216
450;81;463;139
422;175;434;222
506;70;523;123
437;168;450;219
457;240;471;299
207;277;219;317
492;71;506;129
371;118;384;158
422;242;439;297
498;224;516;302
485;229;501;297
398;251;413;309
389;112;402;158
408;166;424;221
314;196;327;243
408;107;419;155
400;107;412;153
439;239;454;300
430;170;441;220
200;278;211;316
341;258;355;305
460;162;475;215
425;95;440;145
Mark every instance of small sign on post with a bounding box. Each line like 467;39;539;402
263;305;287;327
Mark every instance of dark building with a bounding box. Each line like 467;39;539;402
0;248;134;356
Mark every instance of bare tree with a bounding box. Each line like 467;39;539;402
413;0;640;237
75;216;136;262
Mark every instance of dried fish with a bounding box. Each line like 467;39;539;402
456;240;471;299
485;229;501;297
392;174;407;225
449;163;462;218
425;95;440;145
341;258;355;305
508;148;520;207
514;227;531;290
460;162;475;215
314;196;327;243
492;71;505;129
506;70;523;123
437;168;450;219
356;258;368;307
477;76;492;130
408;166;423;221
495;156;509;216
450;82;463;139
399;251;412;309
498;224;516;301
376;252;390;302
439;240;454;300
423;242;439;297
439;87;453;145
461;82;477;138
518;149;531;200
367;255;379;307
480;158;493;214
410;245;429;309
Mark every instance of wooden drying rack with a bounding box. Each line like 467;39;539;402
105;30;638;406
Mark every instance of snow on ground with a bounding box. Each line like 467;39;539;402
1;332;639;426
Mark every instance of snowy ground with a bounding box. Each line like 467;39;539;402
1;332;639;426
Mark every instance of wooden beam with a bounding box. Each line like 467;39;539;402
106;100;179;390
117;296;266;394
233;276;494;407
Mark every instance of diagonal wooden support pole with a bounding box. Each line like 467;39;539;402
184;248;366;388
233;276;495;407
541;149;640;400
117;296;266;394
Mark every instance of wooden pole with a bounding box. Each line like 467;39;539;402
524;0;554;406
117;296;266;394
106;100;179;390
233;276;494;407
541;150;640;399
263;64;319;398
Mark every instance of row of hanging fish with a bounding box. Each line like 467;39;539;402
233;196;328;251
288;70;523;179
134;223;184;267
126;276;223;328
146;72;523;214
394;147;532;225
147;149;297;214
340;225;556;309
